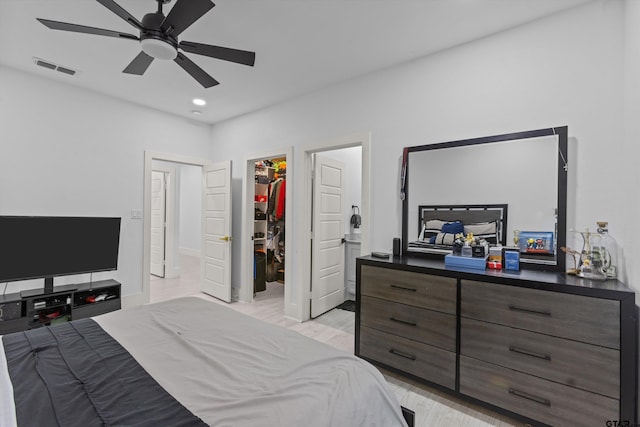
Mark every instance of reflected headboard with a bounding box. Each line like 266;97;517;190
409;204;508;254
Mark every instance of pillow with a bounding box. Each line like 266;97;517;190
421;219;446;241
464;221;498;240
434;232;456;246
425;219;446;231
441;221;464;235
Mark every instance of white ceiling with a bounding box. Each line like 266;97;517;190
0;0;593;125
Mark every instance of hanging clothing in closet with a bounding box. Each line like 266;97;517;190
268;178;286;220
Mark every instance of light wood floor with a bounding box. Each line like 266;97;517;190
150;255;525;427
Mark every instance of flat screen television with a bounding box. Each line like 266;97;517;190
0;216;121;294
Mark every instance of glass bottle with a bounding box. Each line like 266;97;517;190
575;227;607;281
595;221;618;279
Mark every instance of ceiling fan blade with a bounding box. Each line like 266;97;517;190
96;0;143;30
174;52;219;88
179;41;255;66
37;18;139;40
123;52;154;75
161;0;214;38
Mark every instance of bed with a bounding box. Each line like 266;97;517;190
408;204;508;255
1;297;409;427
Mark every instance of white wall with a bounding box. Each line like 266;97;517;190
623;0;640;293
210;0;638;320
0;66;212;298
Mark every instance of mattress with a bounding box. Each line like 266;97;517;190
1;296;408;427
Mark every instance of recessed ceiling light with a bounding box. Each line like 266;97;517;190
192;98;206;106
191;110;202;115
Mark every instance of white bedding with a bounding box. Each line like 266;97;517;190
91;297;407;427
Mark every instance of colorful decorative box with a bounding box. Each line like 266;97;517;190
517;231;554;254
445;254;487;270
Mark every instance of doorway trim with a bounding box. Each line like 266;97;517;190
240;146;294;305
297;132;371;321
132;150;210;308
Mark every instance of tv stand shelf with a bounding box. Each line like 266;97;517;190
0;280;121;335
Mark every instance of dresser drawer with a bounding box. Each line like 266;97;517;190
359;326;455;389
461;280;620;348
361;265;456;314
460;356;618;427
361;295;456;351
461;317;620;398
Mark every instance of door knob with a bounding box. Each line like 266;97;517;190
219;236;232;242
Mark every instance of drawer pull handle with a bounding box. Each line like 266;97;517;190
390;317;417;327
508;305;551;317
389;348;417;361
509;346;551;361
389;284;417;292
508;388;551;407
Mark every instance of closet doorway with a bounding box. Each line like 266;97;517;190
253;158;286;293
241;148;292;306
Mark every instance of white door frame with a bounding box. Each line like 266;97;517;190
127;151;210;308
296;132;371;321
240;146;293;304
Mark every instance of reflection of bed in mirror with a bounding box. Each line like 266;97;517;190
402;126;568;271
408;204;507;254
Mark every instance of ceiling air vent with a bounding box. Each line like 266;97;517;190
33;57;77;76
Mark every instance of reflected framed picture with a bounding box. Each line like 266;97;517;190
517;231;554;255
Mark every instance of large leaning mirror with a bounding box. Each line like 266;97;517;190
401;126;568;272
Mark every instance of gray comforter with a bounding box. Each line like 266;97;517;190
2;297;407;427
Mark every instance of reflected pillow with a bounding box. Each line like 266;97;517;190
441;221;464;235
435;232;456;246
464;221;497;240
422;219;446;241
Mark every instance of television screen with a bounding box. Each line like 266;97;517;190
0;216;121;286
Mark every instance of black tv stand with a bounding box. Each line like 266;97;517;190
1;279;121;334
20;286;77;299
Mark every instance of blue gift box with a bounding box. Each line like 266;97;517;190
445;254;487;270
503;248;520;270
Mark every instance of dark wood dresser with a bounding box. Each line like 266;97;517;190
355;255;638;427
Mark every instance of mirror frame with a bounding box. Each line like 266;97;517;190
401;126;568;272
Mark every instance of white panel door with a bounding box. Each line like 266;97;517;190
150;171;166;277
311;154;346;318
201;160;233;302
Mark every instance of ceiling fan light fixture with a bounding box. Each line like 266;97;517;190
141;38;177;60
37;0;255;88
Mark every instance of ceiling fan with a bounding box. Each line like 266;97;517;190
36;0;255;88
